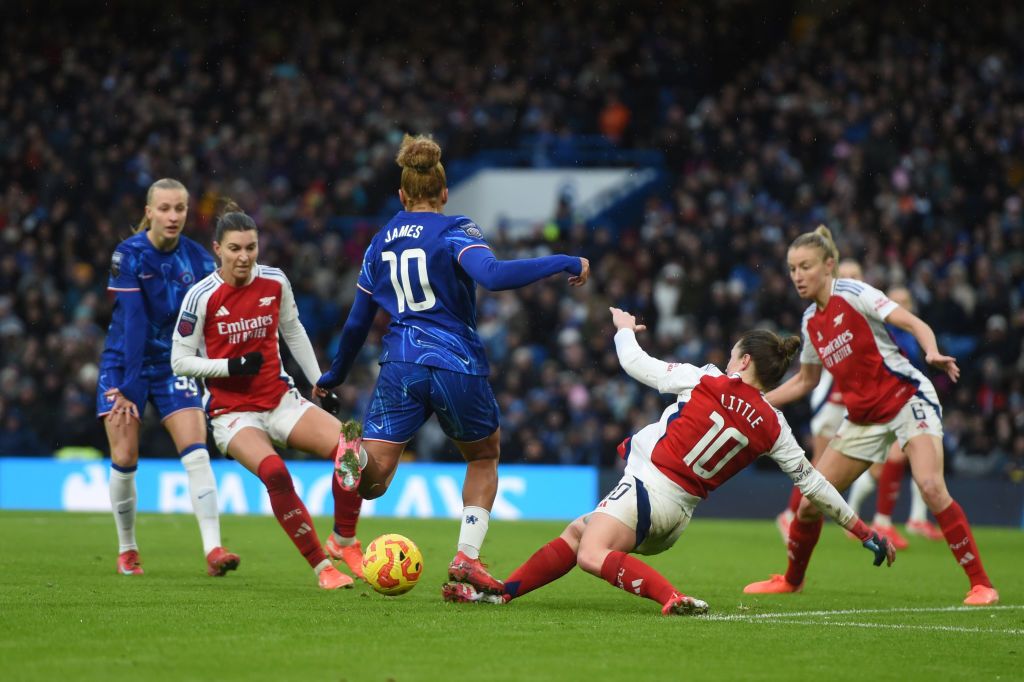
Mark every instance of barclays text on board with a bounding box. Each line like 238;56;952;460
0;458;596;520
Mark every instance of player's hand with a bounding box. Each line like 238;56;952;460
568;257;590;287
227;351;263;376
317;388;341;415
103;388;140;426
609;307;646;333
316;370;341;391
925;352;959;383
862;531;895;567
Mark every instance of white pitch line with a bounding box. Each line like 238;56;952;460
718;619;1024;636
704;604;1024;621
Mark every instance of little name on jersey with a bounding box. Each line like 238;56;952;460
217;314;274;344
720;394;764;427
383;224;424;243
818;329;854;369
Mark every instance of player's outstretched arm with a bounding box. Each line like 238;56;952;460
459;247;587;291
885;306;960;382
317;289;378;391
764;361;821;407
773;448;896;568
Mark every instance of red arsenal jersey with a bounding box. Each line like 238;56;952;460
799;278;927;424
173;265;297;415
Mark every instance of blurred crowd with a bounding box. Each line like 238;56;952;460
1;2;1021;481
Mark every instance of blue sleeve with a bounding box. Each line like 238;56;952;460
458;247;582;291
116;290;148;407
317;289;379;389
356;244;375;293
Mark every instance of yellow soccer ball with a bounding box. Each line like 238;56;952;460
362;534;424;596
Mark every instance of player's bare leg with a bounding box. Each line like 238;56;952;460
358;439;405;500
105;415;143;574
904;434;997;605
578;512;706;615
164;408;237;575
227;427;350;589
446;430;503;594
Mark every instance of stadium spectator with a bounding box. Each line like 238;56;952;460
443;307;893;613
170;201;362;589
0;1;1019;485
97;178;239;578
316;134;589;597
743;226;999;606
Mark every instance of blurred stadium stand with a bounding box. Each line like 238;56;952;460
1;1;1022;515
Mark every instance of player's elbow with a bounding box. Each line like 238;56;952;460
170;354;188;376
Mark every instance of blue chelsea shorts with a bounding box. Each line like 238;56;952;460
363;361;499;443
96;361;202;421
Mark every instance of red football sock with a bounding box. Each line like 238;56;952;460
332;473;362;538
876;458;905;517
599;551;679;606
504;537;577;600
935;500;992;588
786;486;803;514
258;455;327;569
784;517;823;586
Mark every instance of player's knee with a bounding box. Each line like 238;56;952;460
575;543;606;576
257;455;292;493
915;477;948;506
560;517;586;547
110;446;139;469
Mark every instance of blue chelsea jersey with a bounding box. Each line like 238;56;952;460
103;231;216;367
358;211;492;376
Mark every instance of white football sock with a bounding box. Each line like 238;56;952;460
909;482;928;523
109;466;138;553
872;512;893;527
181;447;221;554
313;558;332;575
846;471;877;517
457;506;490;560
330;532;356;546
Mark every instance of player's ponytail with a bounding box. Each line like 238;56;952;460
214;197;257;242
790;224;839;270
737;330;802;390
135;178;188;233
396;134;446;205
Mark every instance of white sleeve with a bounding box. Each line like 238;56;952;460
767;416;856;526
798;306;821;365
840;279;898;322
613;329;709;392
277;272;322;386
171;284;230;378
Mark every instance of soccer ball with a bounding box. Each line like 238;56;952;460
362;533;424;596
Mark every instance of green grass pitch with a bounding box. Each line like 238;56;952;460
1;510;1020;681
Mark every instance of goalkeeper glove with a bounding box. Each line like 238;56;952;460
319;390;340;415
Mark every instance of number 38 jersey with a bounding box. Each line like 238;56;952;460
357;210;491;376
623;363;808;504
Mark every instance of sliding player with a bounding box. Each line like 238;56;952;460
444;307;893;614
